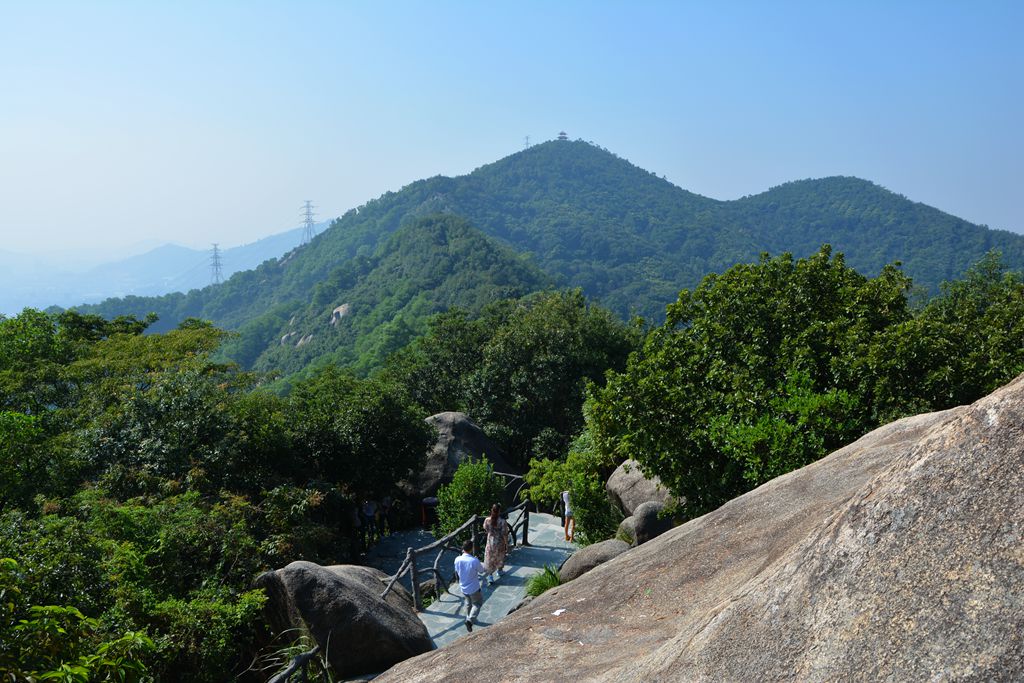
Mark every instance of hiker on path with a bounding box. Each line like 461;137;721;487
454;539;487;631
361;498;378;547
562;490;575;542
482;503;509;585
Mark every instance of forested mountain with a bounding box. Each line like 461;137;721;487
722;177;1021;290
220;214;552;377
72;139;1024;375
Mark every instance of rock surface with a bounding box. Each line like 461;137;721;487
254;561;432;678
559;539;630;582
376;373;1024;682
404;412;515;499
606;459;673;515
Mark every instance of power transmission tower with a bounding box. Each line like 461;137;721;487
524;135;530;149
301;200;317;245
210;243;223;284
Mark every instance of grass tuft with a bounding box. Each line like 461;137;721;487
525;564;563;597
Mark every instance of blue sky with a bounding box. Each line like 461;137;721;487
1;1;1021;256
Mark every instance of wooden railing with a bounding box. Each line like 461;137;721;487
381;498;531;610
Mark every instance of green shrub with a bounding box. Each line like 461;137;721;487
435;458;504;537
149;587;267;683
525;564;562;597
523;456;570;513
570;466;621;545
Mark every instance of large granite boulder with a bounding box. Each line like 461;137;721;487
616;501;673;547
606;459;673;515
376;374;1024;682
559;539;630;582
254;561;432;678
404;412;515;499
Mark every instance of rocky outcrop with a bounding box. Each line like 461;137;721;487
376;374;1024;682
254;562;432;678
329;303;350;325
559;539;629;582
403;412;515;499
606;459;672;515
616;500;673;547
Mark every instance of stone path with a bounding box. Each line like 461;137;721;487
364;511;576;649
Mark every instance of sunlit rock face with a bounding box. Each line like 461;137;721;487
606;458;673;515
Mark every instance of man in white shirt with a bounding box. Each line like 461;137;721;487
453;539;486;631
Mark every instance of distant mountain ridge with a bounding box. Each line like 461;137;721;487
70;140;1024;376
0;226;311;315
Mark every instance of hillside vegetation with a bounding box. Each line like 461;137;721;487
223;214;552;379
10;141;1024;679
72;140;1024;379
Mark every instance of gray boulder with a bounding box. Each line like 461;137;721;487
616;501;673;547
404;412;515;499
606;459;673;515
375;373;1024;682
254;561;432;677
630;501;674;545
559;539;630;582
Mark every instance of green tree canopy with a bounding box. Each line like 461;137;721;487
289;367;432;496
588;246;914;517
466;289;640;466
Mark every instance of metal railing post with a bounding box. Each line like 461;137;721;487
522;507;530;546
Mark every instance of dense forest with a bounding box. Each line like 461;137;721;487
526;249;1024;539
5;245;1024;679
72;141;1024;381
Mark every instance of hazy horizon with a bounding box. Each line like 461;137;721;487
2;1;1022;256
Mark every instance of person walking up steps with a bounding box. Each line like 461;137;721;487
454;539;486;631
482;503;509;585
